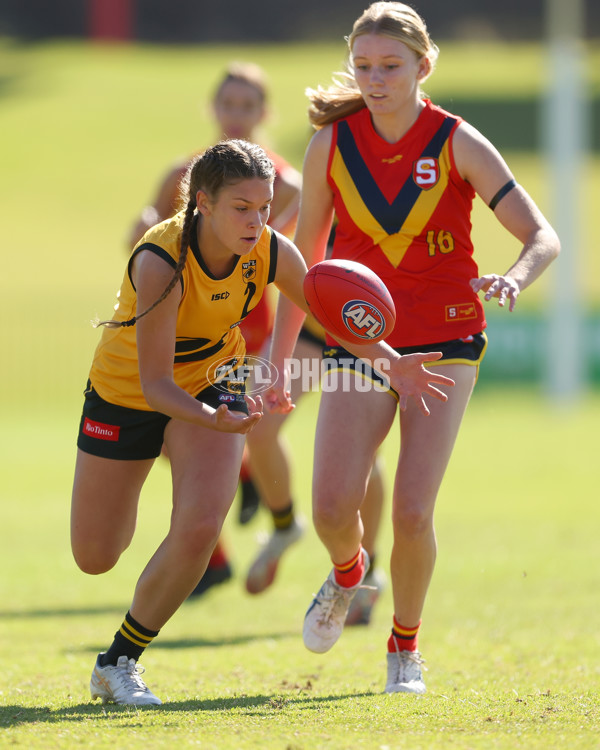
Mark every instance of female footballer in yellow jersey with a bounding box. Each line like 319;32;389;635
88;210;277;414
71;139;453;706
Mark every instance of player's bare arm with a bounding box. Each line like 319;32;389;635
133;251;261;433
454;123;560;310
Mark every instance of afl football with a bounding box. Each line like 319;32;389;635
303;259;395;344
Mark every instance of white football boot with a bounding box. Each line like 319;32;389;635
303;549;370;653
245;516;305;594
384;647;427;695
90;654;162;706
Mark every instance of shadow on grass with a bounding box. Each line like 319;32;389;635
0;606;298;650
74;630;298;654
0;691;375;727
0;605;132;619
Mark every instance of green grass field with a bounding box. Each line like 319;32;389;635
1;38;599;748
2;389;600;748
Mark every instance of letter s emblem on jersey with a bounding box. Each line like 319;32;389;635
413;158;439;189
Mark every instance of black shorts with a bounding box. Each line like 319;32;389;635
321;332;488;395
76;380;248;461
298;324;326;349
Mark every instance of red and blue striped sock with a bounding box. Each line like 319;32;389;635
333;547;364;588
387;615;421;653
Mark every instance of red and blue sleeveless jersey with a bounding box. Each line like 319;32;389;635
327;99;486;347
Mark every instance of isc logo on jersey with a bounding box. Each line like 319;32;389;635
342;300;386;340
412;157;439;189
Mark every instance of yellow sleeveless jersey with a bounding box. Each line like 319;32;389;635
89;212;278;411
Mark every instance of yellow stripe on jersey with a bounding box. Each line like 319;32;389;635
379;141;451;268
330;146;389;247
330;119;454;269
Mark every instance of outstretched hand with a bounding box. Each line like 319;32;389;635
212;394;264;434
470;274;520;312
263;385;295;415
387;352;455;416
262;361;296;415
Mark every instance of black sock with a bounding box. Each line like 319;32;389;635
271;502;294;531
100;611;159;666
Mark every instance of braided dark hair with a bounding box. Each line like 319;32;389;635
96;139;275;329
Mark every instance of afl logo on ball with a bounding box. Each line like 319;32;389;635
342;300;386;340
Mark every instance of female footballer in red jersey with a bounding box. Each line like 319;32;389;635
72;139;452;706
268;2;560;694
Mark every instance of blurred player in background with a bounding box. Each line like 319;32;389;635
128;62;303;595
